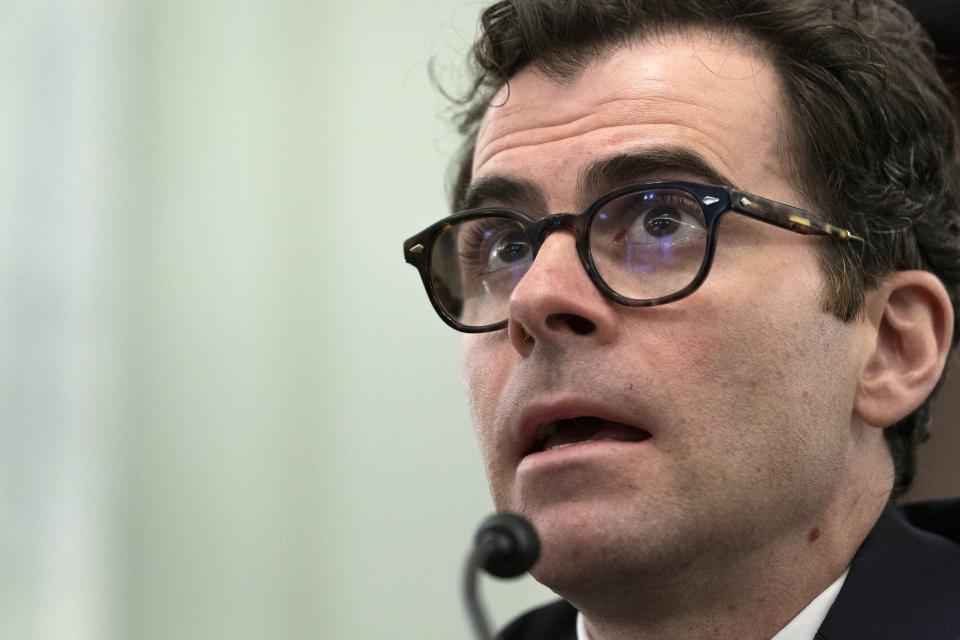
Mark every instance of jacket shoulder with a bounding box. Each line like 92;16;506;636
495;600;578;640
817;499;960;639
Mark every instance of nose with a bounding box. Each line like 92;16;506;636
507;231;618;355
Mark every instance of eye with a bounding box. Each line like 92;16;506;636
458;218;531;274
635;206;701;241
612;191;707;247
491;235;529;265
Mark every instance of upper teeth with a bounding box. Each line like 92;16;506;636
545;435;621;451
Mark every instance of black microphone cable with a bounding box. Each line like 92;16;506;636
463;513;541;640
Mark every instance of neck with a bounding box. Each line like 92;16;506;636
575;540;850;640
568;436;892;640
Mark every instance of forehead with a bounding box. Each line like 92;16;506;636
471;30;794;208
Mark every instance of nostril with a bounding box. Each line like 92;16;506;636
546;313;596;335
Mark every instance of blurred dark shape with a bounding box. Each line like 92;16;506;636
901;0;959;60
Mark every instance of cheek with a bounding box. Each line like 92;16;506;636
657;288;856;498
635;237;850;418
461;334;526;509
461;335;509;457
680;237;829;380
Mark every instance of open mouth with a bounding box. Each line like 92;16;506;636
531;416;651;453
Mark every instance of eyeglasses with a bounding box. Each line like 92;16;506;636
403;180;863;333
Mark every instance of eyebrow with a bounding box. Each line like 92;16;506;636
462;175;550;213
578;148;734;201
461;146;735;213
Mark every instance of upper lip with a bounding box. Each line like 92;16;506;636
515;397;651;457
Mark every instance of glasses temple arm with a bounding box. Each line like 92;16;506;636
728;189;864;242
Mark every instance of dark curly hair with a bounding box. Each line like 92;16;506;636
443;0;960;497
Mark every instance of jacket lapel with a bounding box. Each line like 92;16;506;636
815;501;960;639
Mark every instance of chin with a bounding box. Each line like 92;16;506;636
521;498;705;599
529;539;602;595
524;506;646;591
529;530;659;604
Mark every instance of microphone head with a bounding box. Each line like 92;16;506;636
474;512;541;578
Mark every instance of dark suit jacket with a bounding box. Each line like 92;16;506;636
496;499;960;640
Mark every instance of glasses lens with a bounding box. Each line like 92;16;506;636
430;216;532;327
589;188;708;301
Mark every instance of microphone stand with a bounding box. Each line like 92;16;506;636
464;536;500;640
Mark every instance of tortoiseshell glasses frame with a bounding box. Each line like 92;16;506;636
403;180;864;333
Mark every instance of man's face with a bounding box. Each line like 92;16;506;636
462;32;868;590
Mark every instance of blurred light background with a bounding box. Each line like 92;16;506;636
0;2;956;639
0;1;554;638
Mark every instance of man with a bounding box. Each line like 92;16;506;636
404;0;960;637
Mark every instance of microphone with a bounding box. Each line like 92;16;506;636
463;513;541;640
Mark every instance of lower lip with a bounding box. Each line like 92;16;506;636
516;438;651;474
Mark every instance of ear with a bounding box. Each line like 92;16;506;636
854;271;954;428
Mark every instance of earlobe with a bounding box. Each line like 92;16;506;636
854;271;954;428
